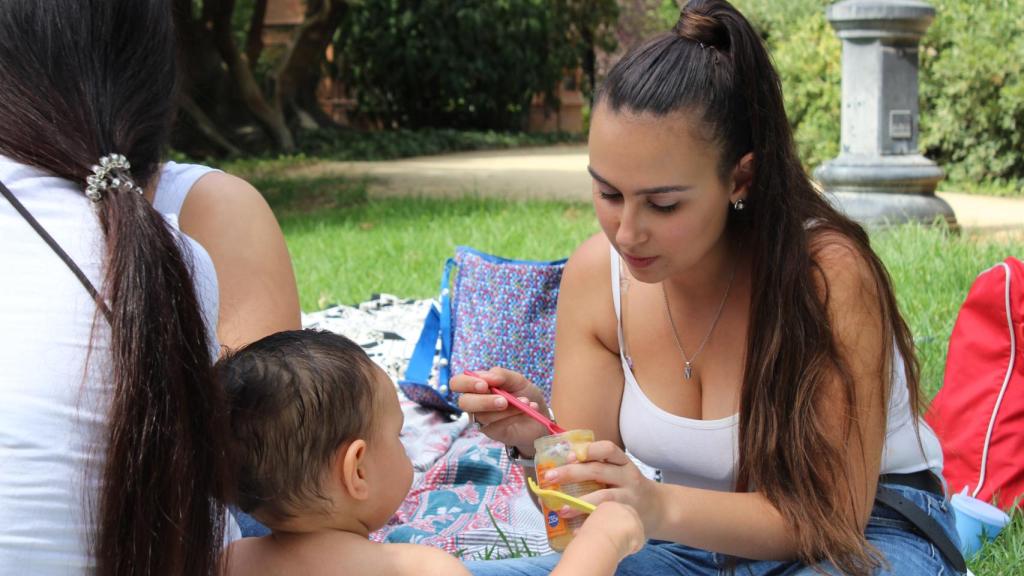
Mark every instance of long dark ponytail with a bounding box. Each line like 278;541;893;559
596;1;920;573
0;2;229;575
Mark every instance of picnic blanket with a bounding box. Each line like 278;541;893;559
303;295;552;559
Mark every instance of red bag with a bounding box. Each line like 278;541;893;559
927;257;1024;510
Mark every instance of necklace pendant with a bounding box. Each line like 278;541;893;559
684;362;693;380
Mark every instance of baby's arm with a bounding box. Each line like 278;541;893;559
551;502;645;576
384;503;643;576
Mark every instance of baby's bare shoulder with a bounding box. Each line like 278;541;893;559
222;535;466;576
221;533;359;576
384;543;470;576
221;537;284;576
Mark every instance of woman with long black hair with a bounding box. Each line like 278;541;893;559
0;1;298;574
454;1;960;574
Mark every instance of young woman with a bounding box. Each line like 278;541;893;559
0;0;297;574
453;1;958;574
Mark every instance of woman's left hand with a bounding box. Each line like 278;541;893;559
543;440;665;534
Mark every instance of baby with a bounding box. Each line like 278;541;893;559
217;329;643;576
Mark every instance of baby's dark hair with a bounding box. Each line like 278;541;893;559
216;329;378;522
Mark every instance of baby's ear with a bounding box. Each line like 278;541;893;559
336;439;370;500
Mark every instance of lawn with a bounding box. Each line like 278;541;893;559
261;173;1023;574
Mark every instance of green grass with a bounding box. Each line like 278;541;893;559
972;506;1024;576
278;191;598;310
872;225;1024;400
265;173;1024;572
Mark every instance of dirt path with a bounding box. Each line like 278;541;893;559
293;145;1024;237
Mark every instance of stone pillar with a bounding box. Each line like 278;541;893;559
814;0;956;228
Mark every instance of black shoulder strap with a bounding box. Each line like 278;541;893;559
0;178;112;323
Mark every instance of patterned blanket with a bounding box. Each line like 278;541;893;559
303;296;552;559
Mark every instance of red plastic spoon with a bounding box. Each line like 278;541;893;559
464;370;566;435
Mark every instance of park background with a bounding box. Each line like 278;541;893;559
172;1;1023;572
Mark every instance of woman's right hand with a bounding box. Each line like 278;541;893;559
451;368;549;456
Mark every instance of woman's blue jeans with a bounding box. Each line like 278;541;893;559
464;483;965;576
231;507;271;537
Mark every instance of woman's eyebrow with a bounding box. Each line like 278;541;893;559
587;166;691;195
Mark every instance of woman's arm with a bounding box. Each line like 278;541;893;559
552;237;889;561
178;172;301;351
453;233;626;455
549;233;626;450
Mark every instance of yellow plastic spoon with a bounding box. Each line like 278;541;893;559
527;477;597;514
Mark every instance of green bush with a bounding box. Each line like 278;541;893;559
734;0;833;42
337;1;562;131
768;8;841;170
919;0;1024;191
180;128;584;169
735;0;841;169
735;0;1023;194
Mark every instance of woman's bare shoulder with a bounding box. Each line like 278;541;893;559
180;171;273;229
562;232;613;294
558;232;619;349
385;543;470;576
807;229;879;302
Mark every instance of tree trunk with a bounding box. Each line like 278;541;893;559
296;75;343;129
246;0;269;68
178;95;244;156
272;0;349;130
173;0;242;153
172;0;222;94
581;27;597;107
207;0;295;151
171;0;349;155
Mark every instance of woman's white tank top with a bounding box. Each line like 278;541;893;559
611;248;944;491
0;156;229;573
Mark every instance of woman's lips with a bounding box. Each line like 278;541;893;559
622;253;657;268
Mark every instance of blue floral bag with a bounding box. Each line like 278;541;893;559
399;247;566;414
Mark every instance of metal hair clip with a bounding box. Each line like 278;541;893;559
85;154;143;202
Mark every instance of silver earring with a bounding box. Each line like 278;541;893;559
733;198;745;211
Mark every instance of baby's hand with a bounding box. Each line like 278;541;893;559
576;502;645;560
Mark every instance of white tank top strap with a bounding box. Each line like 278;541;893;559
152;161;221;221
610;246;626;353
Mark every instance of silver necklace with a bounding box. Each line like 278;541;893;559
661;263;737;380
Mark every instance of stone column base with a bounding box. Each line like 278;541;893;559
825;191;958;230
814;154;956;229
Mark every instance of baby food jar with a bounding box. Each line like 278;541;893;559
533;429;605;551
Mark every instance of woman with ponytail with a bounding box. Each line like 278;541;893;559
0;0;297;574
454;1;960;574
